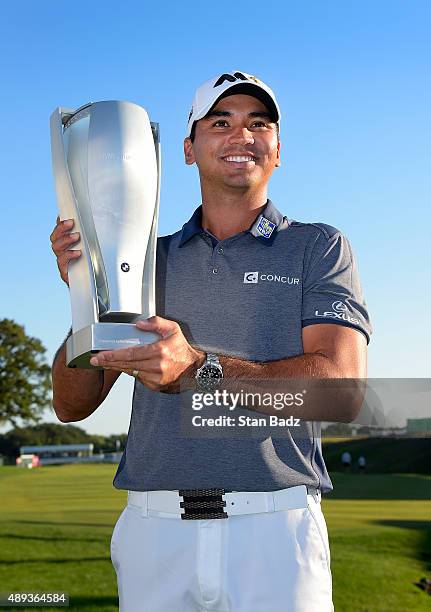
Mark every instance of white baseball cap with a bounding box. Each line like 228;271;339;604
186;70;281;138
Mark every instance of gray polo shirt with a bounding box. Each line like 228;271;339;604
113;200;372;494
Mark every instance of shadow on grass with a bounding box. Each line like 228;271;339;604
0;533;104;544
374;519;431;572
0;556;110;565
323;437;431;475
70;595;119;609
12;520;113;528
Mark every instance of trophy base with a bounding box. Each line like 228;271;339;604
66;323;159;368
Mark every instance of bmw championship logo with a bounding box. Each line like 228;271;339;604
256;216;276;238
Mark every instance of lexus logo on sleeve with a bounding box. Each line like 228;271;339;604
315;300;360;324
332;301;348;311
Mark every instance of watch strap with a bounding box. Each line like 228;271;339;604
206;353;221;367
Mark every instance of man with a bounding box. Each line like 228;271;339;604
358;455;366;471
51;71;372;611
342;450;352;470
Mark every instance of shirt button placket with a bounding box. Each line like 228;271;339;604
210;244;224;277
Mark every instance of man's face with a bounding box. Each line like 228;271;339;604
184;94;280;191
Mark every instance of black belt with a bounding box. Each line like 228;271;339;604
179;488;231;520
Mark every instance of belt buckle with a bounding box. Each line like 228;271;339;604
179;488;229;520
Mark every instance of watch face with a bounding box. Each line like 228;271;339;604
202;364;223;381
198;364;223;390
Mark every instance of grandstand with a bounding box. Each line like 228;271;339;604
19;443;94;466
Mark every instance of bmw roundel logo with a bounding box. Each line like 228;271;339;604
121;262;130;272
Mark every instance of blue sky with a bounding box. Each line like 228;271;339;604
1;1;430;434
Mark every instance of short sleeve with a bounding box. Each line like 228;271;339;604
301;228;372;344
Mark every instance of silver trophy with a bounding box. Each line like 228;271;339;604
50;101;160;368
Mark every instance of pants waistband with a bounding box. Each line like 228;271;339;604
127;485;320;520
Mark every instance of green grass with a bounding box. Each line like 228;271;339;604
0;465;124;612
325;473;431;611
0;466;430;611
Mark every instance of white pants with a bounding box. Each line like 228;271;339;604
110;492;333;612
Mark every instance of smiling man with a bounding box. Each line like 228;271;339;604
51;71;372;611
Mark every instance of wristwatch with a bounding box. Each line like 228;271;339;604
195;353;223;392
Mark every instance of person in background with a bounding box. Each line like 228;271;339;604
358;455;366;471
342;450;352;470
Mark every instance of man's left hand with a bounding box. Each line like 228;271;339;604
89;316;205;393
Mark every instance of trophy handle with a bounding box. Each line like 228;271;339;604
139;123;161;320
50;107;99;332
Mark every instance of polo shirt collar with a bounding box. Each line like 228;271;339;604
248;199;285;244
178;199;285;247
178;206;203;247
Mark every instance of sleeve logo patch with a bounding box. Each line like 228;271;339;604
332;300;348;311
256;216;276;238
314;299;360;324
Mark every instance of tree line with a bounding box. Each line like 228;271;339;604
0;318;126;462
0;423;127;461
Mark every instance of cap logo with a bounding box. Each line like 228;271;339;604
256;216;276;238
248;75;261;85
213;72;248;88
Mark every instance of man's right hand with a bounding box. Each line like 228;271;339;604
50;216;82;285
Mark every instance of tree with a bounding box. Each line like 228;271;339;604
0;319;51;427
0;424;128;459
0;423;91;458
105;433;127;451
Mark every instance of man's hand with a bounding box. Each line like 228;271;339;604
89;317;205;393
50;216;81;285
